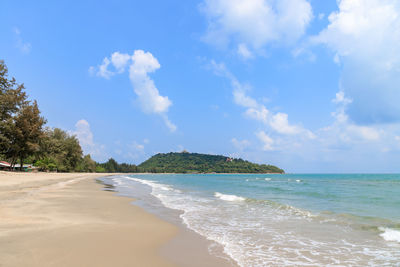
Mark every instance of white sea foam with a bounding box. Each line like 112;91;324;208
379;227;400;243
265;178;272;181
112;178;124;186
214;192;245;202
296;179;302;183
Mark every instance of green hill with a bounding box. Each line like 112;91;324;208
138;152;284;174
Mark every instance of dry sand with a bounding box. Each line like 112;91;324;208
0;171;178;267
0;171;235;267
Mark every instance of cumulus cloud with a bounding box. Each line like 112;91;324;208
97;57;114;79
201;0;313;56
270;113;301;135
256;131;274;151
90;50;176;132
129;50;172;115
320;91;382;146
210;60;313;140
314;0;400;124
72;119;107;161
111;52;131;72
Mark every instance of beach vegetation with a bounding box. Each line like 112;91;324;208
0;61;46;169
37;128;83;172
96;158;138;173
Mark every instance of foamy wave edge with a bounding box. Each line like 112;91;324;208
379;227;400;243
214;192;246;202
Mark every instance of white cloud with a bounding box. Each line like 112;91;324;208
256;131;274;151
314;0;400;124
244;106;269;123
201;0;313;56
231;138;250;150
131;141;145;151
90;50;176;132
346;125;380;141
111;52;131;72
210;60;313;139
13;27;31;54
332;90;352;105
130;50;172;114
270;113;301;135
237;43;253;59
209;61;400;170
73;120;94;148
72;119;107;161
320;91;382;144
97;57;114;79
161;114;177;132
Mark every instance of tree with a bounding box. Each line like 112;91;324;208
38;128;83;172
0;60;28;158
9;100;46;170
81;154;96;172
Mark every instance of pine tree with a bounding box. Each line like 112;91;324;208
0;60;28;157
10;100;46;170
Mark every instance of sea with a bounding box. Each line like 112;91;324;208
100;174;400;266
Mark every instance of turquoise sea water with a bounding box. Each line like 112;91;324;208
104;174;400;266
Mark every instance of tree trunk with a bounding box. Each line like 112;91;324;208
20;155;24;171
10;157;16;171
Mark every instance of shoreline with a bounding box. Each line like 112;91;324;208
0;171;234;266
99;175;236;267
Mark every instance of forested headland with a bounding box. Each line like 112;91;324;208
0;60;283;174
138;152;284;173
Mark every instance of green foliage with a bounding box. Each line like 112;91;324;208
138;152;284;174
95;165;106;173
12;100;46;169
96;158;138;173
0;61;46;169
81;154;96;172
38;128;83;172
0;60;27;124
34;157;57;171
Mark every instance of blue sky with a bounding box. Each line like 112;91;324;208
2;0;400;172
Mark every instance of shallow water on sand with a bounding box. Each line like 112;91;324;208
103;174;400;266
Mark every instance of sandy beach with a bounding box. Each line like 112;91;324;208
0;172;173;266
0;171;234;267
